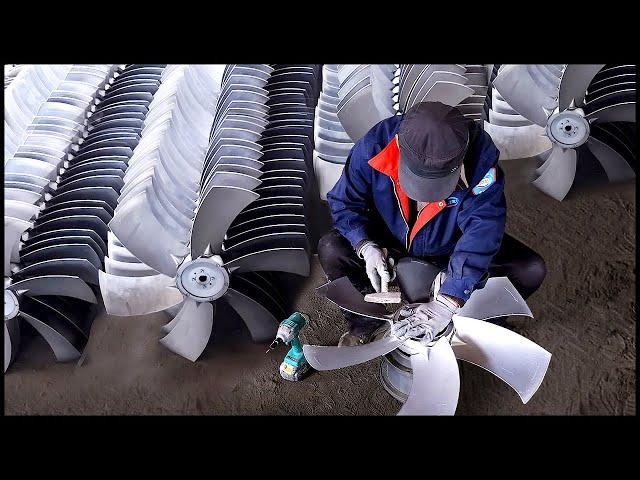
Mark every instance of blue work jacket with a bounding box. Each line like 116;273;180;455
327;114;506;301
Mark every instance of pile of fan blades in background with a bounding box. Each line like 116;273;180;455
482;64;553;161
491;64;636;200
100;64;320;362
313;64;490;199
313;65;354;200
4;65;29;90
398;64;489;122
4;64;121;371
303;269;552;415
336;64;397;142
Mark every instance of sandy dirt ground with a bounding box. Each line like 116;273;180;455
4;160;636;415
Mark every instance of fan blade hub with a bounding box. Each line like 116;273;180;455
546;108;590;149
4;289;20;320
176;256;229;302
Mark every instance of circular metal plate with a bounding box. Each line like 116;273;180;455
175;257;229;302
4;290;19;321
546;109;590;148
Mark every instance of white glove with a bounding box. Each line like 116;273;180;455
358;241;391;293
391;295;460;342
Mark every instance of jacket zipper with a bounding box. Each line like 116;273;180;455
390;178;410;250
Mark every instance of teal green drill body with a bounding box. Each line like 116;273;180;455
275;312;310;381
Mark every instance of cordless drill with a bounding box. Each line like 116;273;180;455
267;312;311;382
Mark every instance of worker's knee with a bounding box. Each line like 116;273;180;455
318;231;348;263
519;253;547;295
317;230;359;279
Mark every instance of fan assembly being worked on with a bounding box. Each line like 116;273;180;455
303;259;552;416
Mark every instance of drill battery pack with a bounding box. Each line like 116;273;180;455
279;360;311;382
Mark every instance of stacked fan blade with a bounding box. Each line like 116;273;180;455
4;64;28;90
5;65;72;161
303;268;552;416
492;64;636;200
313;65;355;199
215;63;319;277
483;64;553;160
4;64;121;372
398;64;489;120
335;64;397;142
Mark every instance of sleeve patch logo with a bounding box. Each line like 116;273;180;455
472;167;497;196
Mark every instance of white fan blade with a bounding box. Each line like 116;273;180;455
8;275;97;303
98;270;184;316
4;216;31;276
532;145;577;201
457;277;533;321
586;136;635;183
493;65;557;127
452;316;552;403
303;332;403;371
109;188;189;277
4;317;20;373
221;287;278;343
159;298;213;362
558;64;605;111
398;338;460;416
483;121;552;161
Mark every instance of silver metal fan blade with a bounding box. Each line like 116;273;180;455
483;122;552;160
4;317;20;373
190;186;259;259
104;257;159;277
224;248;310;277
457;277;533;321
420;81;474;107
4;216;31;276
159;299;213;362
532;145;577;201
586;136;635;183
558;64;605;111
397;338;460;416
160;301;186;333
316;276;389;321
5;199;40;221
221;287;278;342
98;270;184;316
8;275;97;303
493;65;556;127
586;102;636;124
452;316;552;403
109;188;189;277
303;332;403;371
19;311;82;362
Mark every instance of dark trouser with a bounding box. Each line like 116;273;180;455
317;229;547;335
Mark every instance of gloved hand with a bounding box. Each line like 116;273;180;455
358;241;392;293
391;295;460;342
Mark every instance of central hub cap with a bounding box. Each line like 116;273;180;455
4;289;19;321
546;108;590;149
175;256;229;302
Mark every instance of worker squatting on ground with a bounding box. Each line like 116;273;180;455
319;101;548;346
